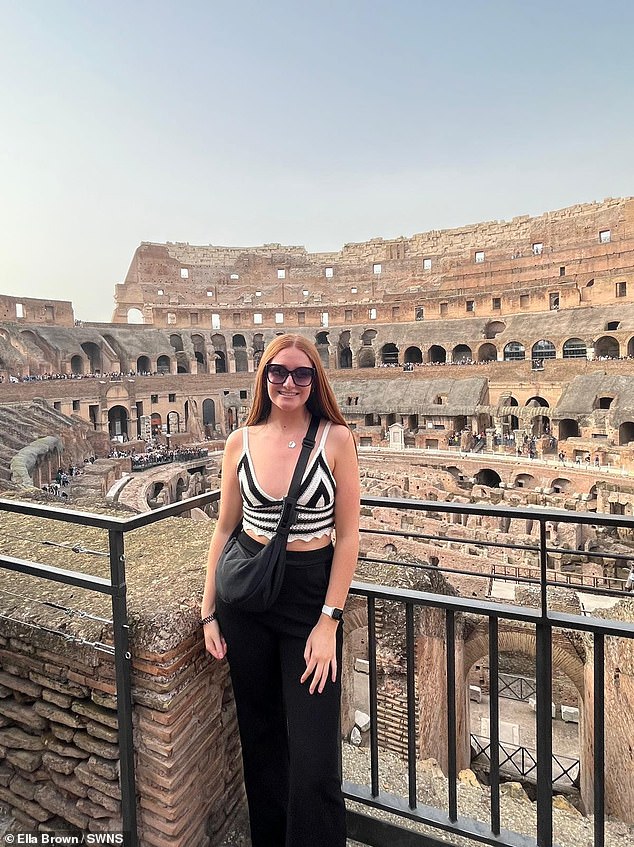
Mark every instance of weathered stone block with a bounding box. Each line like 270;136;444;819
0;726;45;750
73;730;118;760
71;699;118;728
5;747;43;772
75;761;121;800
34;783;89;830
87;754;119;781
86;720;119;744
0;670;42;698
0;698;47;730
42;751;79;775
33;700;87;728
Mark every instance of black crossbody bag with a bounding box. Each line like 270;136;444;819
215;415;320;613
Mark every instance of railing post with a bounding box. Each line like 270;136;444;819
109;528;138;846
536;519;552;847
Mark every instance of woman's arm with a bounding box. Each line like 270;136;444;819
201;428;244;660
301;425;360;693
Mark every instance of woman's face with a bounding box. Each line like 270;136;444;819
266;346;314;415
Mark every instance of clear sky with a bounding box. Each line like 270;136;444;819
1;0;633;322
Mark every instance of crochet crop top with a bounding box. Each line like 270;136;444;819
237;422;336;543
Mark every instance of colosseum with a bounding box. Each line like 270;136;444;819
1;196;634;845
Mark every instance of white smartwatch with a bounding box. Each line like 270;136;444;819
321;604;344;621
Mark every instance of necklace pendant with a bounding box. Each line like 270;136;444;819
288;440;297;449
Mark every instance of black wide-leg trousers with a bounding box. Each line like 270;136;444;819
217;532;346;847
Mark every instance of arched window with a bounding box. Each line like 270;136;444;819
503;342;525;361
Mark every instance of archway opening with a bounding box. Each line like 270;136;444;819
381;343;399;366
157;355;171;374
453;344;473;363
563;338;587;359
126;308;143;325
594;335;619;359
503;342;525;361
428;345;446;364
619;422;634;446
474;468;501;488
559;419;580;439
404;346;422;365
108;405;128;439
70;355;83;376
137;356;151;374
478;343;497;363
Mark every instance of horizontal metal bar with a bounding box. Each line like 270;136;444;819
359;494;634;530
0;490;221;532
0;554;114;593
344;782;553;847
361;524;634;565
348;581;634;637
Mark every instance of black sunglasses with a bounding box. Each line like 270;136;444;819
265;363;315;387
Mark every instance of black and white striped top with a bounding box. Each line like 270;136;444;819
237;422;336;542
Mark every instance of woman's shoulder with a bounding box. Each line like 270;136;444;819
324;422;354;449
224;427;246;453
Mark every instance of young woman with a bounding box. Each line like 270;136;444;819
201;334;360;847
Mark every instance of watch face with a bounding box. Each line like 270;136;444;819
332;608;344;620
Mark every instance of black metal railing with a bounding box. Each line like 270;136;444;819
344;496;634;847
0;490;220;847
2;493;634;847
471;734;580;788
498;672;537;702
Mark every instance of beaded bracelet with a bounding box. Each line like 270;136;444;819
200;612;217;626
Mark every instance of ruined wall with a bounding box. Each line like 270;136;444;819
112;198;634;329
0;297;74;328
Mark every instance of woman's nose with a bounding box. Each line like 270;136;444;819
283;372;295;385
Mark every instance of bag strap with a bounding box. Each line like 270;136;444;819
275;415;320;536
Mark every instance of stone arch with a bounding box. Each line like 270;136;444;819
484;321;505;339
126;308;144;324
452;344;472;363
474;468;501;487
552;477;572;494
232;335;248;372
619;422;634;445
380;343;399;365
478;343;497;363
627;336;634;357
428;345;446;364
202;399;216;428
339;600;369;737
192;334;207;374
563;338;587;359
361;328;376;346
151;413;162;435
70;354;83;375
170;334;184;353
503;341;525;361
211;334;227;374
526;396;549;408
514;472;535;489
404;346;422;365
464;624;584;695
594;335;620;358
136;355;151;374
315;332;330;368
80;342;102;373
338;331;352;369
157;354;171;374
167;411;180;434
253;333;265;368
532;339;556;360
108;405;128;439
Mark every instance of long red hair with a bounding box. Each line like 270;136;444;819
245;335;348;427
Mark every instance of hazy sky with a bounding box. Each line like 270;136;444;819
1;0;633;322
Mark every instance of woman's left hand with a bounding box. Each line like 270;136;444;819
301;618;338;694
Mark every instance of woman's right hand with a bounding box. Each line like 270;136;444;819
203;620;227;660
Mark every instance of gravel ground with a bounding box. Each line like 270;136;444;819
3;743;633;847
219;742;634;847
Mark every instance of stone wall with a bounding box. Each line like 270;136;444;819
0;507;243;845
112;198;634;328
